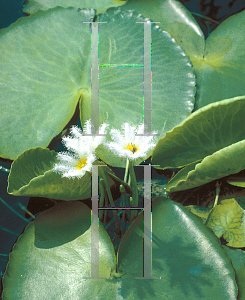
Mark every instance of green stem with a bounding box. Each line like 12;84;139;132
121;159;129;222
213;181;222;208
120;184;126;222
103;183;109;224
99;166;121;234
191;12;220;24
124;159;129;183
128;160;138;223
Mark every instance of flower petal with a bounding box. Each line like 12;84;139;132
105;122;158;162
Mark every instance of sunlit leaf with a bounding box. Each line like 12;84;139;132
2;201;117;299
227;179;245;188
81;9;196;167
206;198;245;247
152;96;245;169
2;198;238;299
121;1;245;109
0;7;94;159
120;0;205;59
116;197;237;299
193;9;245;109
165;139;245;192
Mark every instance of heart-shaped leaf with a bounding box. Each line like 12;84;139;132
22;0;127;15
2;198;238;299
82;9;196;167
7;147;115;200
152;96;245;169
206;198;245;247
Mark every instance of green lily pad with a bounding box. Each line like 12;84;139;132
223;245;245;299
120;0;205;59
152;96;245;169
206;198;245;248
116;197;238;299
22;0;127;15
121;1;245;109
81;9;196;167
165;139;245;192
193;9;245;109
7;147;115;200
2;201;117;299
0;7;94;160
2;198;238;299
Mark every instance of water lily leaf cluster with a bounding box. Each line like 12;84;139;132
152;96;245;192
0;5;195;164
2;198;238;299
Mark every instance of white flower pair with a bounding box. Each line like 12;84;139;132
53;120;157;179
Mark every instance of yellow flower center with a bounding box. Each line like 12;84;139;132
76;158;87;170
125;143;139;154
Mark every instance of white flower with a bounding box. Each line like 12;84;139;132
53;120;107;179
105;123;157;161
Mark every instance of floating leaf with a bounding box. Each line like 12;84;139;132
165;139;245;192
0;7;94;159
206;198;245;247
2;198;238;299
81;9;195;167
120;0;205;59
223;245;245;299
7;147;115;200
152;96;245;169
23;0;127;14
116;197;237;299
121;1;245;109
193;9;245;109
2;201;117;299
